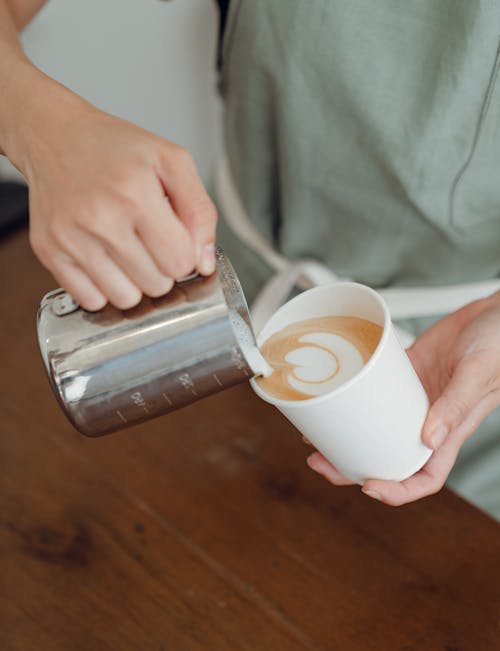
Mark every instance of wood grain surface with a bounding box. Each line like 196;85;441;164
1;229;499;651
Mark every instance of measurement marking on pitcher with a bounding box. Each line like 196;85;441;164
116;410;128;424
179;372;198;396
231;346;246;372
213;373;223;387
162;392;173;406
131;391;149;413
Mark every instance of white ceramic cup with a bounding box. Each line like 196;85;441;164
250;282;433;484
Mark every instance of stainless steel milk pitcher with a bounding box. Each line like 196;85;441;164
37;248;270;436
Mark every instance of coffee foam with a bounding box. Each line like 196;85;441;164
256;316;382;401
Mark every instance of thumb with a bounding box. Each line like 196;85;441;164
157;145;217;275
422;354;494;450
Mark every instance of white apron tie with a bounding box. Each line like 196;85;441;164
215;153;500;343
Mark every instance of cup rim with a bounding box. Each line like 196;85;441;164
250;281;391;408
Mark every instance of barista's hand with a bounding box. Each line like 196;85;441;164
22;91;216;311
307;291;500;505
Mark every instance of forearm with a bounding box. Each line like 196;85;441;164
5;0;47;29
0;0;39;160
0;0;84;175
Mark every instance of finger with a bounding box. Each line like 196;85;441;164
361;392;500;506
50;255;107;312
30;229;107;311
307;452;355;486
105;230;174;298
443;389;500;448
136;196;197;280
157;145;217;275
422;353;497;450
362;434;460;506
406;343;442;400
84;255;142;310
56;231;142;310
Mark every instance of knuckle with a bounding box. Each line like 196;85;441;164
448;394;470;420
84;209;126;244
112;165;139;189
428;477;446;496
77;206;102;234
111;178;143;211
189;197;218;228
475;357;499;391
29;230;51;263
486;372;500;391
99;222;128;250
73;192;129;234
48;220;73;250
154;234;195;279
459;354;482;373
172;144;192;166
160;143;194;172
172;251;196;279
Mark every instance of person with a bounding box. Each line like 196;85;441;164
1;0;500;518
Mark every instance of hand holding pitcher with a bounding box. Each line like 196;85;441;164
308;291;500;505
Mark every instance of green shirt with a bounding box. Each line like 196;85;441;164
217;0;500;302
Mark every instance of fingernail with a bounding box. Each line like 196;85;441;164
307;454;324;473
198;244;216;275
429;424;449;450
362;489;381;501
306;454;316;469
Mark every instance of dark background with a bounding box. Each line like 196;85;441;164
0;180;29;237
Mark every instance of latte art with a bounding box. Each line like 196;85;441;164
257;316;383;401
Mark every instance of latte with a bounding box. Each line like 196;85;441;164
256;316;382;401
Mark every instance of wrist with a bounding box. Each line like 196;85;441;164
0;58;36;165
489;289;500;308
0;62;88;180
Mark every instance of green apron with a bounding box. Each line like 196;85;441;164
215;0;500;520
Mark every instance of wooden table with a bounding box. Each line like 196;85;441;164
1;229;500;651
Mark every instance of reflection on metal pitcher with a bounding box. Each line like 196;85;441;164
37;247;270;436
